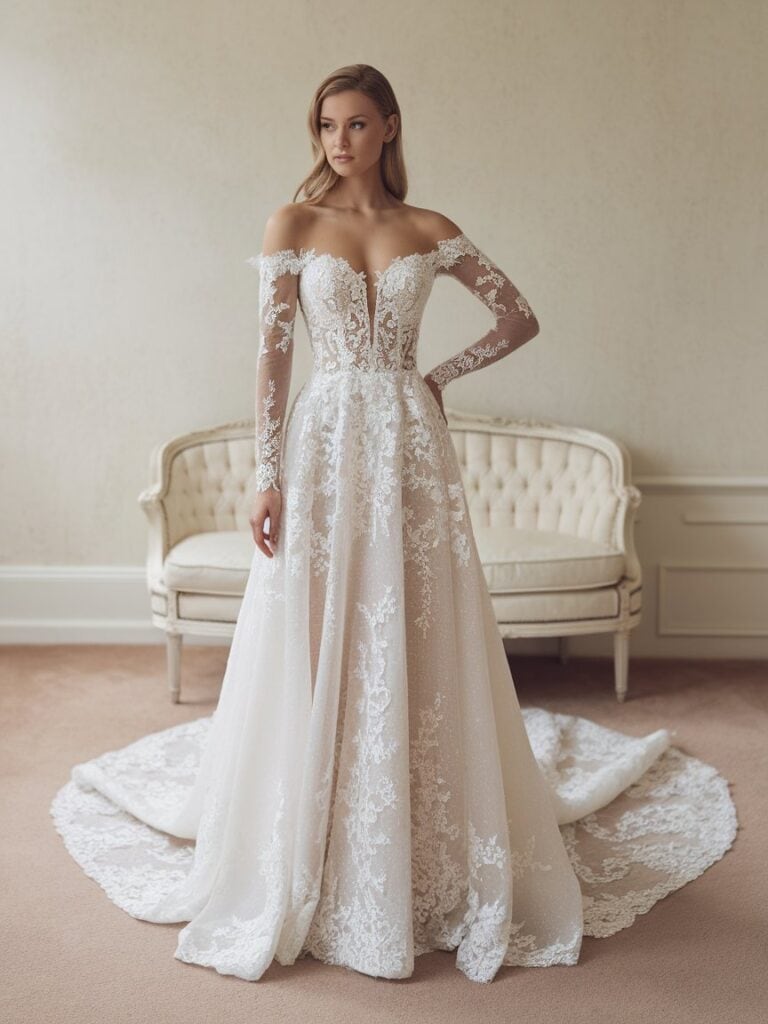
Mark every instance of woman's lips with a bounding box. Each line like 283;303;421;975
334;155;353;161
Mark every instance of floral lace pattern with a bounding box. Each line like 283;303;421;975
301;584;411;977
245;247;303;492
50;707;738;980
428;234;538;391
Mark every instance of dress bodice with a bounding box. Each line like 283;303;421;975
295;247;441;373
246;230;539;491
250;234;483;374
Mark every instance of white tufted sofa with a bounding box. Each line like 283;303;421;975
139;411;642;704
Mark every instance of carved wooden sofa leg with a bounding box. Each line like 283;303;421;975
166;632;183;704
613;629;630;702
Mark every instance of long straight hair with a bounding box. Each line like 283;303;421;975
293;64;408;205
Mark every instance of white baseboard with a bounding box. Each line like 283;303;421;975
0;566;222;645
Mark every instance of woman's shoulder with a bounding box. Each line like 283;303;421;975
260;202;315;256
407;206;464;247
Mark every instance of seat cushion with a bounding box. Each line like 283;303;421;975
473;525;625;593
164;531;254;594
163;526;626;600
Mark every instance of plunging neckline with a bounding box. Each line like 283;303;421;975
256;231;468;331
312;250;424;328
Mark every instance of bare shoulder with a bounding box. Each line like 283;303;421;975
409;206;464;246
260;202;315;255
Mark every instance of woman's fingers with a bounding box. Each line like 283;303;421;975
269;504;281;549
425;377;447;424
251;506;272;558
250;490;282;558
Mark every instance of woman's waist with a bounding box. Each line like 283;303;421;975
309;365;422;379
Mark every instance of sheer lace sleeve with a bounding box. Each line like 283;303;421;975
244;248;302;492
425;233;540;392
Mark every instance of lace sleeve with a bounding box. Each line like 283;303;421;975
244;248;302;492
425;233;540;392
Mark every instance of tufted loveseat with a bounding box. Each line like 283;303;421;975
139;411;642;704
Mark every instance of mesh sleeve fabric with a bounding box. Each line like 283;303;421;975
425;234;539;391
244;249;303;492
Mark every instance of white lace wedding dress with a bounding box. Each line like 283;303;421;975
50;231;738;984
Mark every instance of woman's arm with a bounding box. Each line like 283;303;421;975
424;230;540;392
246;210;303;492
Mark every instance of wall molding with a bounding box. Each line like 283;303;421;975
658;563;768;637
681;512;768;525
634;474;768;494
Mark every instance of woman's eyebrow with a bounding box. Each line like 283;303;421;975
320;114;369;122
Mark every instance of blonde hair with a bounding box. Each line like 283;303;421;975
292;64;408;205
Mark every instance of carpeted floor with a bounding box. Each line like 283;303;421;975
1;645;765;1024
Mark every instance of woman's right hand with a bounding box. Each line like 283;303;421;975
250;487;282;558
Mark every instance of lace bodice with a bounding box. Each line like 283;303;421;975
245;231;538;492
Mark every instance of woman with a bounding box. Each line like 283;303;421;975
51;63;736;985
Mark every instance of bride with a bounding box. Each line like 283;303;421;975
50;62;738;984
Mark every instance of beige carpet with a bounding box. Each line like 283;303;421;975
1;645;764;1024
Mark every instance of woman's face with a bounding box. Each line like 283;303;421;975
318;90;397;176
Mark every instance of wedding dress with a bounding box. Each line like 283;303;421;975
50;231;738;984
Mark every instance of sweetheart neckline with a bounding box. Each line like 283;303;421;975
251;230;470;334
254;230;468;280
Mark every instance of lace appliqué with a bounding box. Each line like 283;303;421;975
254;377;282;492
566;746;739;937
301;585;410;977
245;249;302;492
50;710;738;981
174;779;289;977
265;368;475;641
427;234;538;391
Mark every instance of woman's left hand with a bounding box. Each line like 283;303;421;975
423;374;447;424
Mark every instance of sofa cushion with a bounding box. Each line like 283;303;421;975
163;525;626;601
473;525;625;593
164;531;255;594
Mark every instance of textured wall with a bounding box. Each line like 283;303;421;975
1;0;766;565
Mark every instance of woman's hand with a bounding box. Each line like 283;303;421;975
250;487;282;558
423;374;447;424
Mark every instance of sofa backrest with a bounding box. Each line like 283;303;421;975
156;413;630;550
447;411;629;547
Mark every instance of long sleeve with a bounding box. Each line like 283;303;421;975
244;248;302;492
425;233;539;391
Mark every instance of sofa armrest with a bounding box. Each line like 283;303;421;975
616;483;643;585
138;482;169;595
138;419;256;593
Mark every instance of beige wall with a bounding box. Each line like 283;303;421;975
2;0;766;569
